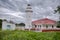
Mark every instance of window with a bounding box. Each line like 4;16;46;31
46;25;48;28
38;25;39;27
52;25;54;28
35;25;37;28
40;25;41;28
38;25;40;28
7;25;11;29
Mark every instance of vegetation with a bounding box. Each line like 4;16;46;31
54;6;60;28
54;6;60;13
0;19;2;30
16;23;25;26
0;30;60;40
57;21;60;28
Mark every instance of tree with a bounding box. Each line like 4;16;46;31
16;23;25;26
0;19;2;29
19;23;25;26
57;21;60;28
54;6;60;20
54;6;60;27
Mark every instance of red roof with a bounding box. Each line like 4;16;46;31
32;18;56;25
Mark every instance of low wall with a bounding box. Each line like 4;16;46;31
42;28;60;32
16;26;25;30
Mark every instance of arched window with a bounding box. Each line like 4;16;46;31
40;25;41;28
52;25;54;28
46;25;48;28
38;25;39;27
35;25;37;28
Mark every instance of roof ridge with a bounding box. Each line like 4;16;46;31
32;18;56;23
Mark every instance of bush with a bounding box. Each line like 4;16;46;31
0;30;60;40
53;32;60;40
0;19;2;29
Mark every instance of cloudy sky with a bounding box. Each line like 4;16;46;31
0;0;60;23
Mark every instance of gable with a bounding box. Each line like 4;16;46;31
32;18;56;25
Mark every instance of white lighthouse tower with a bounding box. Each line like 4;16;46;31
25;4;33;30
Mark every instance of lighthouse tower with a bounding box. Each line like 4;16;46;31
25;4;33;30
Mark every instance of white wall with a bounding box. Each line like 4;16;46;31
2;21;16;30
32;24;57;29
16;26;25;30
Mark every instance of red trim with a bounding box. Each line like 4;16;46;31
42;29;60;32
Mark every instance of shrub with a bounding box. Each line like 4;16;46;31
0;30;60;40
53;32;60;40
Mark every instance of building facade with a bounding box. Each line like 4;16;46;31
2;19;16;30
32;18;57;31
16;23;25;30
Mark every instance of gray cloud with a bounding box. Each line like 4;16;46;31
0;0;60;23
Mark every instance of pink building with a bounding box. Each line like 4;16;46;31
32;18;57;32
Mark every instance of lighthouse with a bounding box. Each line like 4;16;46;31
25;4;33;30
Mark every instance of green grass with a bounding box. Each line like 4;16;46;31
0;30;60;40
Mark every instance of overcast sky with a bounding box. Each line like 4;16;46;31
0;0;60;23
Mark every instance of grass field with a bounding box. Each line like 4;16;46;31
0;30;60;40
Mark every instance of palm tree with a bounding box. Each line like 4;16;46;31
54;6;60;27
54;6;60;20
